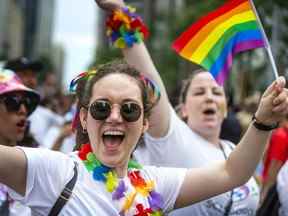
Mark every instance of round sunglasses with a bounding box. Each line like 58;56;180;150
0;95;37;115
89;100;142;122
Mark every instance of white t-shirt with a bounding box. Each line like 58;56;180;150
29;106;64;146
43;126;75;153
8;148;186;216
0;184;31;216
277;161;288;216
134;107;260;216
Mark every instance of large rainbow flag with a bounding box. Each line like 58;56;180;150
172;0;266;84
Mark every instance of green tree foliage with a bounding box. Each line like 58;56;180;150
91;47;121;68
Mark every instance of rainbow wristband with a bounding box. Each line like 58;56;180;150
106;6;149;49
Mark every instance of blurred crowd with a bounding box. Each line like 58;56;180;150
2;57;76;153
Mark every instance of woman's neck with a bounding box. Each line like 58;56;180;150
114;164;128;178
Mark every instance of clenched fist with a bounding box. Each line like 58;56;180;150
94;0;125;11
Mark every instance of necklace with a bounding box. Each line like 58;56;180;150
78;143;164;216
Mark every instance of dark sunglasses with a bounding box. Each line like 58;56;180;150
89;100;142;122
0;95;37;115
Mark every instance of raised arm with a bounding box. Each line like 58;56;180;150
95;0;171;138
175;77;288;208
123;44;171;138
0;146;27;195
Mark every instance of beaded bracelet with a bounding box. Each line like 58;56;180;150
106;6;149;49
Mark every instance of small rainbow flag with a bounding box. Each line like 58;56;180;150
172;0;266;84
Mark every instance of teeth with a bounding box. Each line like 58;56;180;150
104;131;124;136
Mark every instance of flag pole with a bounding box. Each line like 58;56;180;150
249;0;279;79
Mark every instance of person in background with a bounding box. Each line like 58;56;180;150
0;69;40;215
276;160;288;216
3;57;42;90
4;57;64;146
260;117;288;203
96;0;273;215
39;73;59;99
42;104;76;153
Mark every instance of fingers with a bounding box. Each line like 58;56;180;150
262;76;286;98
255;77;287;124
273;89;288;105
272;100;288;113
274;76;286;93
272;88;288;112
94;0;125;11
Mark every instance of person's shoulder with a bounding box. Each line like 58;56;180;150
20;146;72;162
68;151;80;161
144;107;195;143
141;165;159;172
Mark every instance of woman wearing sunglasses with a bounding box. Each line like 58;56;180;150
95;0;288;215
0;69;39;215
0;57;287;216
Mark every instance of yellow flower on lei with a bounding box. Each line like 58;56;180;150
135;180;155;197
105;171;118;192
122;191;137;212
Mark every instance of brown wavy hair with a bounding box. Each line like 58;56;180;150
74;60;159;150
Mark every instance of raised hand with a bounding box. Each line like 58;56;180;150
94;0;125;11
255;76;288;126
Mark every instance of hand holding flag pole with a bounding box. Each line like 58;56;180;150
172;0;279;84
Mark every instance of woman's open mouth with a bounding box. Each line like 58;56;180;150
102;130;125;152
203;108;216;115
16;120;27;131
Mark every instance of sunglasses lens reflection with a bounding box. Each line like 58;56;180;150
89;100;142;122
90;100;111;120
121;102;141;122
4;97;21;112
2;95;34;114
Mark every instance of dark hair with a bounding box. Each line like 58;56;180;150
74;60;159;149
177;69;207;122
178;69;207;105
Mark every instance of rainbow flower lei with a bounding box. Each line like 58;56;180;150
78;143;164;216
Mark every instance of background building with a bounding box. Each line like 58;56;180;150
0;0;64;86
0;0;24;59
33;0;55;58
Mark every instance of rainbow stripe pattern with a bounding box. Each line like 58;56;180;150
172;0;266;84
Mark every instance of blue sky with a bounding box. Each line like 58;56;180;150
53;0;98;89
